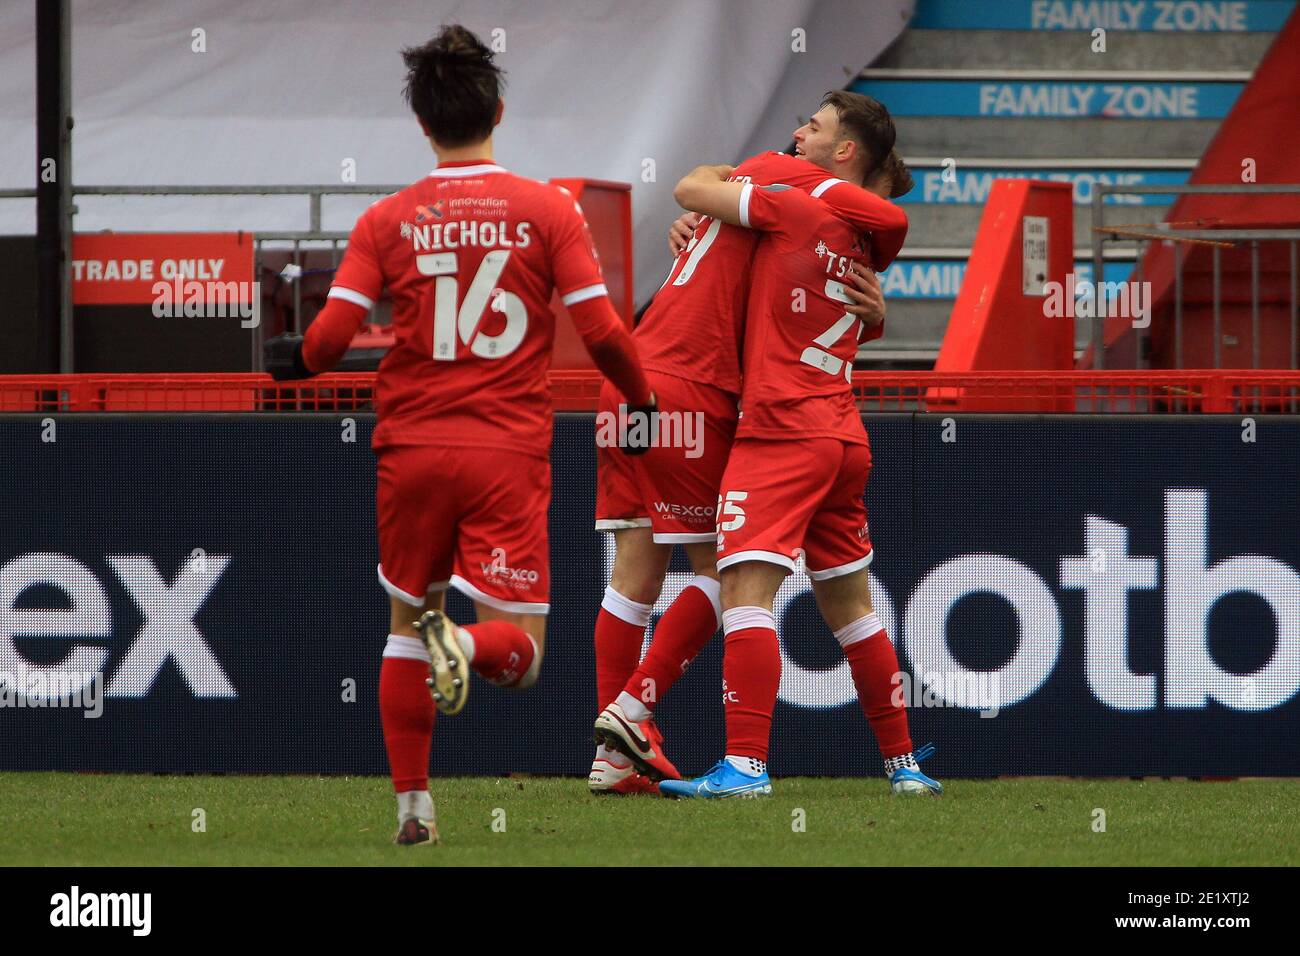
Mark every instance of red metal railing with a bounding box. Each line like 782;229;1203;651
852;370;1300;414
1;370;1298;413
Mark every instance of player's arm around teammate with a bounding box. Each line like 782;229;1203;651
590;154;894;792
661;141;941;799
668;209;886;329
673;165;897;621
589;203;887;794
612;203;892;597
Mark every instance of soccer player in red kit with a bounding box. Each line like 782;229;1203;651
658;151;941;800
591;94;906;794
265;26;654;843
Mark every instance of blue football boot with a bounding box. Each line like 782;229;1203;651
889;742;943;795
659;760;772;799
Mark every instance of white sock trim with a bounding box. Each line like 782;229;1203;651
884;752;918;774
725;755;766;777
687;574;723;627
396;789;433;824
833;611;884;649
457;626;476;663
601;586;654;627
615;690;651;723
383;633;431;663
722;605;775;635
517;636;543;689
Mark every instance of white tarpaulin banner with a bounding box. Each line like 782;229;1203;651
0;0;910;304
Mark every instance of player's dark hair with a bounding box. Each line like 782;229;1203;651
820;90;896;180
883;150;914;199
402;25;505;148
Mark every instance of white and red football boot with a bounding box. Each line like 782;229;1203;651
414;609;469;716
593;701;681;781
394;816;439;845
588;753;660;795
393;791;440;845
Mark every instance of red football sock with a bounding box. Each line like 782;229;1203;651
625;575;721;711
463;619;537;687
837;613;913;759
594;587;652;709
721;606;781;761
379;636;436;794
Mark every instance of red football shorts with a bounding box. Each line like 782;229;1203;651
715;436;874;579
376;445;551;614
594;370;738;543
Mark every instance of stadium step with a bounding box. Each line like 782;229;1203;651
903;197;1173;250
894;116;1223;159
852;1;1288;369
875;28;1276;71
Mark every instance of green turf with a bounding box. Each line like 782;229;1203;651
2;774;1296;866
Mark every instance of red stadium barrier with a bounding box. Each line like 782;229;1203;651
934;179;1077;387
0;373;376;413
853;370;1300;414
1;370;1298;413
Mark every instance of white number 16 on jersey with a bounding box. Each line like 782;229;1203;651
418;250;527;360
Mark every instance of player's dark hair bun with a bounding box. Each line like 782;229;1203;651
426;24;495;68
403;25;506;148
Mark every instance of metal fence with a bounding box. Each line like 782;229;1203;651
1089;183;1300;371
0;184;404;359
6;182;1300;381
4;369;1299;414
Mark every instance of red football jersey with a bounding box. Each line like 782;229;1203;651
735;184;882;446
328;161;611;456
637;151;907;394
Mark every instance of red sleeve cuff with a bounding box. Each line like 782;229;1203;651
302;298;369;373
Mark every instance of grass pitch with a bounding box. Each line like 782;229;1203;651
2;774;1296;866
